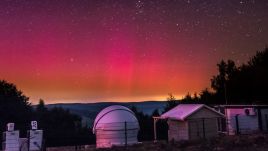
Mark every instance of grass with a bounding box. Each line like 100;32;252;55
94;134;268;151
47;134;268;151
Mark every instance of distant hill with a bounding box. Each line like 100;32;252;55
44;101;167;127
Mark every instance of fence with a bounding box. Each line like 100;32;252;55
226;114;266;135
94;121;139;148
188;117;225;139
166;117;225;141
187;115;268;137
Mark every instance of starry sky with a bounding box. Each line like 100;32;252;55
0;0;267;104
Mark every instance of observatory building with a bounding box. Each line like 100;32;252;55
93;105;139;148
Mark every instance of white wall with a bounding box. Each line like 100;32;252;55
261;109;268;131
95;122;139;148
168;120;189;141
226;108;258;135
3;131;20;151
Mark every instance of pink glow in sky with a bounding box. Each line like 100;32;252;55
0;0;267;103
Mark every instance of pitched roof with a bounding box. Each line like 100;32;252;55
160;104;224;121
215;105;268;108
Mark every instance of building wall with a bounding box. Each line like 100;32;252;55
168;108;221;141
96;128;138;148
168;120;189;141
188;119;203;140
226;108;258;135
261;109;268;131
167;107;222;141
189;107;223;119
187;107;221;139
188;118;218;140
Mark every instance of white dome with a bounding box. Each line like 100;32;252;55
93;105;139;133
93;105;139;148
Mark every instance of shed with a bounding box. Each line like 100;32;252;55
93;105;139;148
153;104;225;141
215;105;268;135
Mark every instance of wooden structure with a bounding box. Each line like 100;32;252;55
154;104;225;141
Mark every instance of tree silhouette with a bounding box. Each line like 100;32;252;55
0;80;32;136
152;109;160;117
36;99;47;113
131;106;168;141
173;47;268;105
210;60;238;104
199;88;214;104
164;93;178;112
0;80;93;147
209;47;268;104
183;92;193;102
131;106;152;140
34;100;93;146
231;48;268;104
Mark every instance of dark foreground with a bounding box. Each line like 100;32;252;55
47;134;268;151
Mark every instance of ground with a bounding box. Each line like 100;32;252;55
47;134;268;151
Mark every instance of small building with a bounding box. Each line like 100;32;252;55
215;105;268;135
153;104;225;141
93;105;139;148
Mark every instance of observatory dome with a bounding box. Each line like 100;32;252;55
93;105;139;148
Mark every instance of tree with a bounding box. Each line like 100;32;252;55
0;80;32;135
164;93;178;112
36;99;47;113
131;106;168;141
208;47;268;104
151;109;160;117
0;80;94;146
233;47;268;103
183;92;192;102
35;99;94;146
193;92;199;102
248;49;268;67
131;106;153;140
211;60;237;104
199;88;214;104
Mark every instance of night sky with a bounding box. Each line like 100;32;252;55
0;0;267;103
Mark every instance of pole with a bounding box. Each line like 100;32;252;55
219;117;222;132
27;130;30;151
153;118;158;142
265;115;268;131
235;114;240;134
224;83;228;105
124;121;127;147
257;108;263;131
202;118;205;138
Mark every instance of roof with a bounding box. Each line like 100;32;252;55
215;105;268;109
93;105;138;133
159;104;224;121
